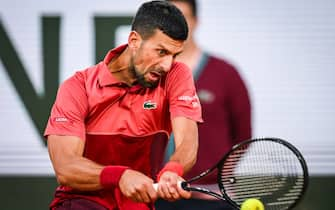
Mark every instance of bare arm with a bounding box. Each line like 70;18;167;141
48;135;157;203
156;116;198;201
169;116;198;172
47;135;104;191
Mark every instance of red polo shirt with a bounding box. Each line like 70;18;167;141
44;44;202;209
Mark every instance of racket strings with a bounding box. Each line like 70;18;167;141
220;141;306;210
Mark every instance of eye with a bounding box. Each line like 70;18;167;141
158;49;168;56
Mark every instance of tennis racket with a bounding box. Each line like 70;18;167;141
155;137;309;210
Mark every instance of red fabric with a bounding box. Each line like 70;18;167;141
157;161;184;181
52;198;108;209
100;166;129;189
114;188;154;210
44;44;202;209
44;45;202;141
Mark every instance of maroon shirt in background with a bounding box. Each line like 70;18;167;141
184;53;252;184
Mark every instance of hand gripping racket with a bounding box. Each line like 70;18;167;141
156;137;309;210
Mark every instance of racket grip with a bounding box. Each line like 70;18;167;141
153;181;183;191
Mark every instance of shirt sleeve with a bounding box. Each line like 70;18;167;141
166;62;203;123
44;72;88;141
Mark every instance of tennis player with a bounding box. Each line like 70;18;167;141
156;1;252;210
44;1;202;209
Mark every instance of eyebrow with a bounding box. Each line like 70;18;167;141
174;51;183;57
157;43;183;56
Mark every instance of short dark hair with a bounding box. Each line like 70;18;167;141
167;0;197;17
131;0;188;41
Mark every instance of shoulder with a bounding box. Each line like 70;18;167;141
171;61;190;73
167;61;192;78
60;64;100;91
163;62;193;88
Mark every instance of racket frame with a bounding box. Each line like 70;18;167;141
182;137;309;210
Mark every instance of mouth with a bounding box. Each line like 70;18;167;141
148;71;162;81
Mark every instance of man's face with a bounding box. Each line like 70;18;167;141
129;30;184;88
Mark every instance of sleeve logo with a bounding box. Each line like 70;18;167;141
54;117;68;122
177;94;200;108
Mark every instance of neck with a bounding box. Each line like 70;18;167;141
107;47;135;86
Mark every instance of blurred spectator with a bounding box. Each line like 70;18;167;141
155;0;252;209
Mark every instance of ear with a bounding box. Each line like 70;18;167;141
128;31;141;50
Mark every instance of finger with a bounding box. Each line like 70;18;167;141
138;191;151;203
167;184;180;200
133;183;155;203
147;184;158;202
164;176;183;200
132;192;143;203
176;184;191;199
158;182;174;200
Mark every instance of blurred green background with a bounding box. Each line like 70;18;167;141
0;176;333;209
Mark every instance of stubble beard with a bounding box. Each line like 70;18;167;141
129;58;159;89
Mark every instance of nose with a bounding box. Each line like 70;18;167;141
160;55;173;73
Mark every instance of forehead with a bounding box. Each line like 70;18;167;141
144;30;184;53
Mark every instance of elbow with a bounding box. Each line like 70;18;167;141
54;169;71;186
56;175;66;186
188;152;197;169
191;155;197;167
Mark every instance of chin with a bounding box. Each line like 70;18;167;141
142;80;159;88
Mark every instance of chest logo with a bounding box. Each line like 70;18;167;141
143;100;157;110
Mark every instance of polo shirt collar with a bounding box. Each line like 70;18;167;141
99;44;128;87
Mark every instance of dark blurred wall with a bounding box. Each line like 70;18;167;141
0;176;333;210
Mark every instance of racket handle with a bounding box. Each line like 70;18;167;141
153;181;183;191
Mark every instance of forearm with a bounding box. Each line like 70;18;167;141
169;139;197;173
156;117;198;200
54;156;104;191
168;117;199;173
48;135;128;191
55;156;130;192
